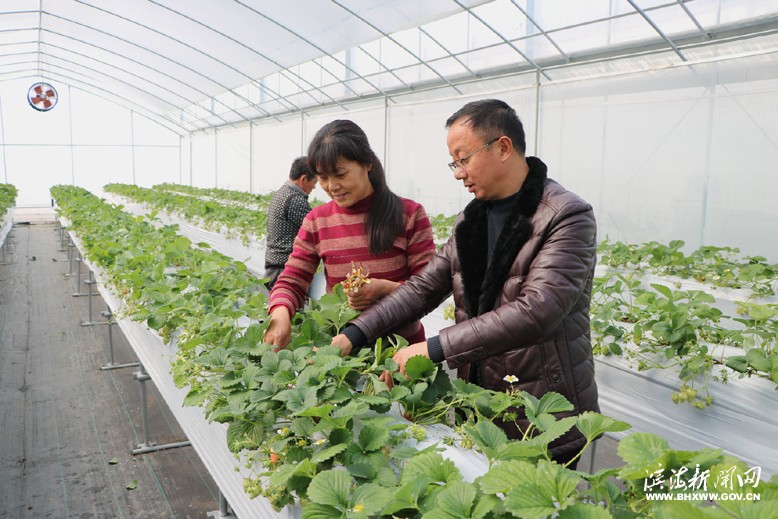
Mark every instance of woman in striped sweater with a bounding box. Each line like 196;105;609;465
264;119;436;350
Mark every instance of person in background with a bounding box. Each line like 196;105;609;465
263;156;317;290
263;119;436;348
331;99;600;469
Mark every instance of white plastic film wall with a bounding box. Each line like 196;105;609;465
190;131;217;188
183;51;778;261
538;54;778;258
251;116;304;194
216;126;250;192
0;79;180;206
387;88;539;218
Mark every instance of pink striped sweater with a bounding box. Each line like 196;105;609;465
269;194;435;339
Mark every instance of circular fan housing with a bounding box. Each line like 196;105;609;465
28;82;59;112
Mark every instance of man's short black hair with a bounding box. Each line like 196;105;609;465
445;99;526;155
289;156;314;181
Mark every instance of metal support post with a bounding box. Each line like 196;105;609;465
58;224;67;251
131;363;191;455
100;310;139;371
81;271;109;326
0;235;9;265
58;228;70;261
64;238;76;277
1;230;15;264
71;250;89;296
206;491;236;518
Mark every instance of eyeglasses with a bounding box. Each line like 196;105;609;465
447;137;499;172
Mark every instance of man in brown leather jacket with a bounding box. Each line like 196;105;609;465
332;99;599;467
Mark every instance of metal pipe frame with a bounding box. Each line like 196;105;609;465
5;0;777;132
64;235;76;278
67;1;287;119
71;249;90;297
206;491;236;519
453;0;551;81
99;310;140;371
331;0;464;95
627;0;687;61
0;230;12;265
131;363;192;455
80;270;110;327
40;9;267;124
233;0;394;104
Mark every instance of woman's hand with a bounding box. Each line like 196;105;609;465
330;334;354;357
263;307;292;350
347;278;399;311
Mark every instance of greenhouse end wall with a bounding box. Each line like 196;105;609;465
0;79;181;206
184;50;778;261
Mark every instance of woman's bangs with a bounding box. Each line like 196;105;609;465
310;140;341;177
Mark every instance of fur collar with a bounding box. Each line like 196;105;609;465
455;156;548;317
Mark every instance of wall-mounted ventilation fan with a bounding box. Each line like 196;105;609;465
28;82;58;112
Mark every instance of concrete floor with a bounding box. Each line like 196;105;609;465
0;221;220;519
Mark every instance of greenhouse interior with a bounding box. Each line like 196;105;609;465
1;1;777;518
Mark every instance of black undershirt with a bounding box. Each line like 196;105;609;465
487;191;521;264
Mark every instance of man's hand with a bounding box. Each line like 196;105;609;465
330;333;353;357
263;307;292;351
392;341;429;376
347;279;399;311
378;341;429;389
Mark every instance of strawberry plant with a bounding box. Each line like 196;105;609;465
598;239;778;296
155;182;274;208
590;274;642;356
104;183;269;244
305;284;360;336
594;282;726;407
725;302;778;384
429;213;456;245
155;182;325;210
592;241;778;406
387;355;453;423
0;183;17;217
52;186;775;517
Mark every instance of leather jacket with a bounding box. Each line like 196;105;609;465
351;157;599;458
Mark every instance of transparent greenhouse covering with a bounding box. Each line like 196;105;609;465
1;0;777;134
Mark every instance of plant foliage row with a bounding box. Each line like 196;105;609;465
102;184;778;408
129;183;458;246
0;183;17;218
155;182;275;209
597;239;777;297
104;183;269;244
590;275;778;408
51;185;776;518
108;184;778;296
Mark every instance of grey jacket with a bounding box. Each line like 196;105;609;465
351;157;599;457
